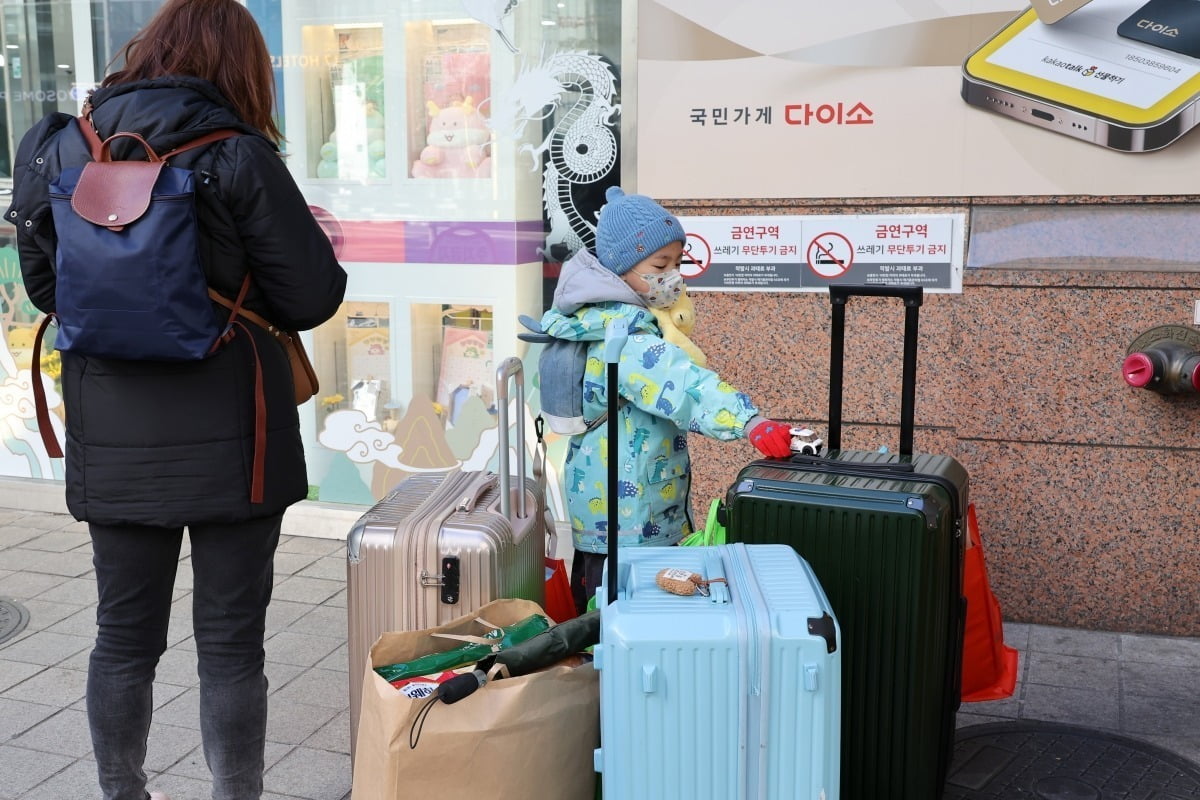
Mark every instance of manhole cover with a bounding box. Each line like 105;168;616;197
948;721;1200;799
0;597;30;645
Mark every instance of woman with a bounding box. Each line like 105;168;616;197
6;1;347;798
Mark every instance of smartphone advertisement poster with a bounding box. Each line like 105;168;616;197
675;214;965;293
637;0;1200;198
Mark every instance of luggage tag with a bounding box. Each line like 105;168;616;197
655;567;728;597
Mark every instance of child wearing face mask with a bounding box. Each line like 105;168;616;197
538;187;793;613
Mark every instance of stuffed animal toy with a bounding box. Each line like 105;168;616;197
411;97;492;179
650;286;707;367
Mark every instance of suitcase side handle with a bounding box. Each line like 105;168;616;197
495;357;527;520
703;552;731;604
827;285;922;455
456;473;499;513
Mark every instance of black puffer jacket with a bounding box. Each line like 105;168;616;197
7;77;347;526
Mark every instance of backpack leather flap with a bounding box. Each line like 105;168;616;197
71;160;167;231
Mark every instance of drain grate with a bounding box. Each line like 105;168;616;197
949;721;1200;799
0;597;30;645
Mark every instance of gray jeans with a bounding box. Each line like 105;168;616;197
87;515;282;800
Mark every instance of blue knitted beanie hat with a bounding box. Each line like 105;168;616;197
594;186;686;275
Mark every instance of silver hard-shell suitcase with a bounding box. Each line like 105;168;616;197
346;357;548;756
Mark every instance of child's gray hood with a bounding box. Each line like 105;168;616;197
551;249;645;314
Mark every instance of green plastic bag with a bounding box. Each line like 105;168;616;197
373;612;551;683
680;498;727;547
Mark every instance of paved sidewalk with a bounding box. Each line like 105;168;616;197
1;507;1198;799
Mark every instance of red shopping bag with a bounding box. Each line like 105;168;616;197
961;503;1019;702
544;556;577;624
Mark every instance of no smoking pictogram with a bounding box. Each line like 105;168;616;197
807;232;853;278
681;232;711;278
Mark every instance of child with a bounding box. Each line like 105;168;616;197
539;187;792;613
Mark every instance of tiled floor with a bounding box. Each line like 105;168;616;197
1;506;1198;799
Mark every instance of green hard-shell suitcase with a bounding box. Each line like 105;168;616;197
725;286;967;800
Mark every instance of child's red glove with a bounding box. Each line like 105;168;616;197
747;417;792;458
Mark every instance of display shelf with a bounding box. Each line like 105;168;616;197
280;0;543;223
302;260;541;492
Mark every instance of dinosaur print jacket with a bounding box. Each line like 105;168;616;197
540;249;760;554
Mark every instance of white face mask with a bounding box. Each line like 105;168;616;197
633;268;684;308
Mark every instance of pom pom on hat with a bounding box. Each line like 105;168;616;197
594;186;686;275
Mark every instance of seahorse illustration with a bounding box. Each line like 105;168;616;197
627;372;660;406
655;380;676;415
489;51;620;259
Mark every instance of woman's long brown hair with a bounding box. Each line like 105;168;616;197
102;0;282;142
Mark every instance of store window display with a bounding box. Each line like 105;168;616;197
408;19;492;179
302;23;386;180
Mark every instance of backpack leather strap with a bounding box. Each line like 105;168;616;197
211;275;266;504
227;319;267;504
161;129;242;158
208;286;285;339
209;274;252;352
77;112;103;161
31;314;63;459
75;113;240;163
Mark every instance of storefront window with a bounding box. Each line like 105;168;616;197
276;1;624;508
0;0;625;512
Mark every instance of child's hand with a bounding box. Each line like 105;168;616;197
747;418;792;458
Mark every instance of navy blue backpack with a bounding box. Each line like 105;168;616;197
45;117;244;359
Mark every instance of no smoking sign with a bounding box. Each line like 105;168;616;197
681;232;711;279
807;232;853;278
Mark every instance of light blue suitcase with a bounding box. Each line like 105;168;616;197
595;542;841;800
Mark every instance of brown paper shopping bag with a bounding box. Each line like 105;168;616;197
352;598;600;800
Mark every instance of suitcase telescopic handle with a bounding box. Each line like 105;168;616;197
605;318;629;606
495;357;527;520
827;286;922;456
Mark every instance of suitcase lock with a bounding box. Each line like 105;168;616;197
420;556;461;604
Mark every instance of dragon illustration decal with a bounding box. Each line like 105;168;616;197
491;50;621;260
